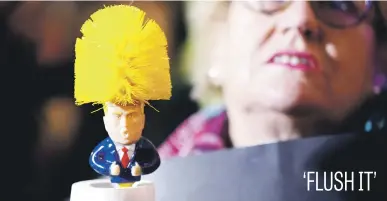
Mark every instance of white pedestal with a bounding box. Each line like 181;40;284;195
70;179;155;201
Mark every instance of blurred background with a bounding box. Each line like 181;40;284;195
1;1;203;201
3;1;387;201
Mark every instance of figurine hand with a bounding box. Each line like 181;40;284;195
110;162;120;176
131;163;142;176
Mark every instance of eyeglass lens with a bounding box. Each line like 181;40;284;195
244;0;372;28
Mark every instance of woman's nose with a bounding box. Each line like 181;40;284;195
278;1;322;41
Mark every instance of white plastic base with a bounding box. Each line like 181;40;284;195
70;179;155;201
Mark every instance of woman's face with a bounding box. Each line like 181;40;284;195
222;1;379;121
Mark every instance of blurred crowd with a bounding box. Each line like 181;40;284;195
1;2;198;201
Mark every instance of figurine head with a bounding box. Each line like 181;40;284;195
103;102;145;145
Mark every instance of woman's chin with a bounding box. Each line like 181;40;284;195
249;87;318;114
261;98;304;113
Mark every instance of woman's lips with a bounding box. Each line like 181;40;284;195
267;51;319;71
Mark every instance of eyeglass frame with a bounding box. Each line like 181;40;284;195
238;0;385;30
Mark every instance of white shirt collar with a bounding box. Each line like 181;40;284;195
114;143;136;152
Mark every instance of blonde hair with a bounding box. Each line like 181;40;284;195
74;5;172;110
182;2;230;107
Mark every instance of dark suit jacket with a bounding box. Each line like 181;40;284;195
89;136;160;183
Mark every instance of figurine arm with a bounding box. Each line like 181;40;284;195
136;138;161;175
141;149;161;175
89;144;112;176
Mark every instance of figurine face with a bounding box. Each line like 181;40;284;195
103;102;145;145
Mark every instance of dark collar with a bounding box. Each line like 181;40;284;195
339;91;387;134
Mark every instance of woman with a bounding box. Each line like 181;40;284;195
158;1;387;159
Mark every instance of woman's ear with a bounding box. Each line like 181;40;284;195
187;2;230;104
207;15;230;88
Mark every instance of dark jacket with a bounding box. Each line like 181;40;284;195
89;137;160;183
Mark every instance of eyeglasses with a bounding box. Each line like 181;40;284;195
242;1;374;29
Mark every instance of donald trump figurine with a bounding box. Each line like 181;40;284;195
73;5;171;188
